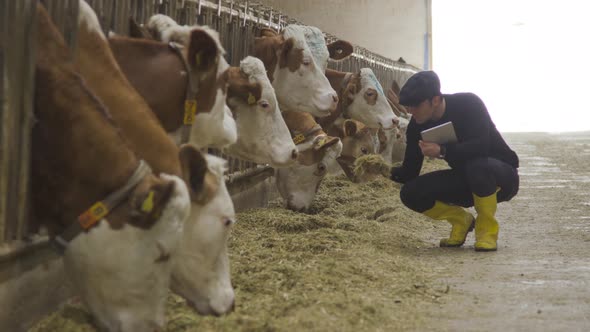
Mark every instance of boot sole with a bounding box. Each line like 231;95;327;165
475;247;497;252
440;217;475;247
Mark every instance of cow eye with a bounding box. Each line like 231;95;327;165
366;91;375;97
361;147;369;154
259;100;270;108
303;58;311;66
314;162;327;176
222;217;235;227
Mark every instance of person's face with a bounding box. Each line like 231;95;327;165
406;98;435;124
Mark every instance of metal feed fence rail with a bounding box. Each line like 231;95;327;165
0;0;418;253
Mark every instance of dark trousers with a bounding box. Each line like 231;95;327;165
400;157;519;213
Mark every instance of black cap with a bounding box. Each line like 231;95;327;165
399;71;441;107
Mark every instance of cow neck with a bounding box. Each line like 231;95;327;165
282;111;324;145
76;27;182;177
52;161;152;253
339;72;354;119
33;4;141;241
317;71;353;130
292;124;323;145
168;42;199;144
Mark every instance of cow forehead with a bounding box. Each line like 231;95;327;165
283;25;328;68
240;56;275;99
360;68;385;95
297;25;330;71
282;26;307;48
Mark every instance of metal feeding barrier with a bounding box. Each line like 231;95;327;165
0;0;418;250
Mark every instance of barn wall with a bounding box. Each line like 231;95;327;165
255;0;432;69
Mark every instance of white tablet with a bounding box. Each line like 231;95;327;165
420;121;457;144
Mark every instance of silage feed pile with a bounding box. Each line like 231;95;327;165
31;160;452;332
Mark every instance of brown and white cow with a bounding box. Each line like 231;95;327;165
380;81;411;163
378;125;405;164
109;27;237;149
252;25;340;117
275;111;342;211
326;119;381;182
223;56;298;166
318;68;400;133
77;0;235;320
122;16;299;167
34;4;191;331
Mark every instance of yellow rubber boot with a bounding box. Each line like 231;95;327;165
423;201;475;247
473;192;500;252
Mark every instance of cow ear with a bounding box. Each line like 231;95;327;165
187;28;219;72
391;80;401;97
226;68;262;107
327;40;353;60
279;37;295;65
179;144;218;204
387;97;403;117
377;128;388;146
259;27;279;38
314;136;340;151
344;82;359;101
128;17;154;40
129;175;175;226
343;120;358;137
386;87;409;117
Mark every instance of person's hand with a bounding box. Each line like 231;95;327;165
418;140;441;158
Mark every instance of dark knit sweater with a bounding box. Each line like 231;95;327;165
391;93;519;183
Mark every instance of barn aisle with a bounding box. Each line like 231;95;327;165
417;132;590;331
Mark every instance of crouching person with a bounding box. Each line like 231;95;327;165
390;71;519;251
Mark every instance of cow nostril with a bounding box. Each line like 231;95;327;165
223;218;234;227
332;94;339;103
230;299;236;312
393;118;399;125
291;149;299;160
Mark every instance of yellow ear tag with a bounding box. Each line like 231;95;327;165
247;93;256;105
293;134;305;145
195;52;202;66
316;136;328;148
184;100;197;124
141;190;155;213
78;202;109;229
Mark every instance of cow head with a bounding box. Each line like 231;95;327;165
275;110;342;211
339;68;399;130
299;25;353;71
253;26;339;117
223;56;298;167
336;120;380;182
143;15;237;148
63;172;190;332
172;145;236;316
